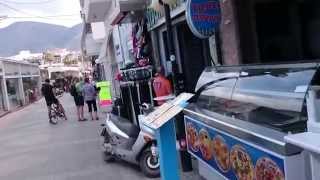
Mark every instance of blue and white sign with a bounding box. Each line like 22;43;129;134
185;116;286;180
186;0;221;38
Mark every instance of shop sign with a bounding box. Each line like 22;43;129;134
186;0;221;38
96;81;112;106
185;116;285;180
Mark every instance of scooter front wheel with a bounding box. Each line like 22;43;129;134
103;132;115;162
104;151;115;162
139;149;160;178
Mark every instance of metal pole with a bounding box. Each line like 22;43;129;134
128;84;137;125
148;80;154;107
162;3;180;94
160;0;193;172
136;82;142;114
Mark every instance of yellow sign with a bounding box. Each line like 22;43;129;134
96;81;112;106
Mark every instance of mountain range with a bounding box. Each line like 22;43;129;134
0;21;82;57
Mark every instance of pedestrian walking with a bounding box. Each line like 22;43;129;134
70;77;86;122
82;77;99;121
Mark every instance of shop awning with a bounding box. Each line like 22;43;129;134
106;0;149;25
48;66;80;73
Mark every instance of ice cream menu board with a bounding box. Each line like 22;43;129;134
185;116;285;180
143;93;194;130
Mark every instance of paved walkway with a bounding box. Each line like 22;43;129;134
0;94;200;180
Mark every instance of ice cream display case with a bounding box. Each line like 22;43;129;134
184;63;320;180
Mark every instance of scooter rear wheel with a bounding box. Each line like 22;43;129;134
139;149;160;178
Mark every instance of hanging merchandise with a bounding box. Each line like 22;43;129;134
131;18;151;67
132;23;139;61
136;22;143;40
138;58;149;67
132;21;142;60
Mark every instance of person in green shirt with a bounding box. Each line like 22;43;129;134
70;77;86;121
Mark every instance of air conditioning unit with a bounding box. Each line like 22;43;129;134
106;0;150;25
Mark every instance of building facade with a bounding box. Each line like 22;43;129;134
0;59;41;115
79;0;149;97
78;0;320;179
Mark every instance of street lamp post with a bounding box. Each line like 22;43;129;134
159;0;193;172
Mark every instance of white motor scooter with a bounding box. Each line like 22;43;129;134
100;105;160;178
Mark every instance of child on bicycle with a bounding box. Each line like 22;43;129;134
41;79;67;124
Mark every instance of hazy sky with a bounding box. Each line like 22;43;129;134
0;0;82;28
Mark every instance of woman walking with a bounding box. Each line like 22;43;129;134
70;77;86;121
82;77;99;121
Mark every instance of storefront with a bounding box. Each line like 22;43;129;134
97;0;155;124
106;21;154;124
22;77;40;104
145;0;219;173
144;0;320;179
6;78;21;109
0;59;41;112
0;80;5;115
146;0;214;93
147;0;320;68
79;0;320;179
22;64;41;104
4;61;23;110
0;66;5;115
200;0;320;65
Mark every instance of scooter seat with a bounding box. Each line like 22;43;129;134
110;114;140;138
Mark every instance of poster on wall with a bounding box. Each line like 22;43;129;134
186;0;221;38
185;116;286;180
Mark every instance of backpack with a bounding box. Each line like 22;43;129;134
70;85;77;97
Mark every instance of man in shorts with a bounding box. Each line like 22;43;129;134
41;79;67;124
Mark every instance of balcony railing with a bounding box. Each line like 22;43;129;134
146;0;186;29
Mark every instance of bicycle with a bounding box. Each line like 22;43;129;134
49;103;66;124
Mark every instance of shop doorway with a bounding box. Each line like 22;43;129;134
176;22;211;93
236;0;320;63
255;1;303;62
6;78;22;109
158;22;211;93
23;77;40;104
0;78;5;114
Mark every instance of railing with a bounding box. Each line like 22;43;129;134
146;0;186;29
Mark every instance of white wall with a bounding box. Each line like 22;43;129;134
91;22;106;42
85;33;102;56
